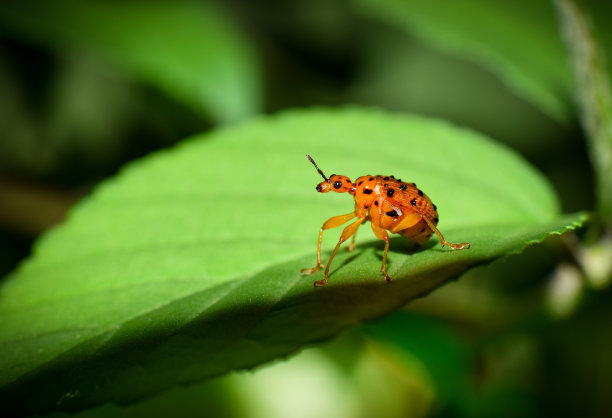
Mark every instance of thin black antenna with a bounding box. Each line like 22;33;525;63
305;154;328;181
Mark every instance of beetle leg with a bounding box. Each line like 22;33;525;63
371;223;391;282
346;228;358;252
421;216;470;250
389;212;422;234
301;212;356;276
314;217;365;286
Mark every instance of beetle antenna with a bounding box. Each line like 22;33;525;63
305;154;329;182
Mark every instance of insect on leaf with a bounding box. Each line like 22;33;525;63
0;108;586;415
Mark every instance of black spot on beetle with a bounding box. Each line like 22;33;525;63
399;184;407;191
374;201;379;206
397;178;402;182
333;181;342;189
433;204;437;211
412;183;417;187
386;210;398;218
383;176;390;181
410;198;417;206
358;181;363;186
384;183;388;187
363;189;373;195
433;217;439;223
418;189;424;196
387;189;395;197
369;177;374;181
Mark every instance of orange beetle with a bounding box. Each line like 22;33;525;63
301;154;470;286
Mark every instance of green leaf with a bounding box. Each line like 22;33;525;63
362;313;471;405
0;0;261;123
556;0;612;227
0;108;585;415
354;0;574;121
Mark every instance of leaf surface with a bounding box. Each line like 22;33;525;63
0;108;585;414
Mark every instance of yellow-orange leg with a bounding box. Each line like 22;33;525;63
371;223;391;281
347;228;358;252
301;212;357;276
422;217;470;250
314;217;365;286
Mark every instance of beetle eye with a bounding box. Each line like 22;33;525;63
333;181;342;189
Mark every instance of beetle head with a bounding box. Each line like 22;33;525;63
306;154;353;194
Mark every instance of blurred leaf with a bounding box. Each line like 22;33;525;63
349;32;566;154
556;0;612;227
0;0;261;123
354;0;574;121
364;312;539;418
0;108;585;415
363;313;470;407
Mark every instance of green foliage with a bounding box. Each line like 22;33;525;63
0;108;585;414
556;0;612;227
0;0;261;123
363;313;471;408
355;0;574;121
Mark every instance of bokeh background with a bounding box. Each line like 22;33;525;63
1;1;611;417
